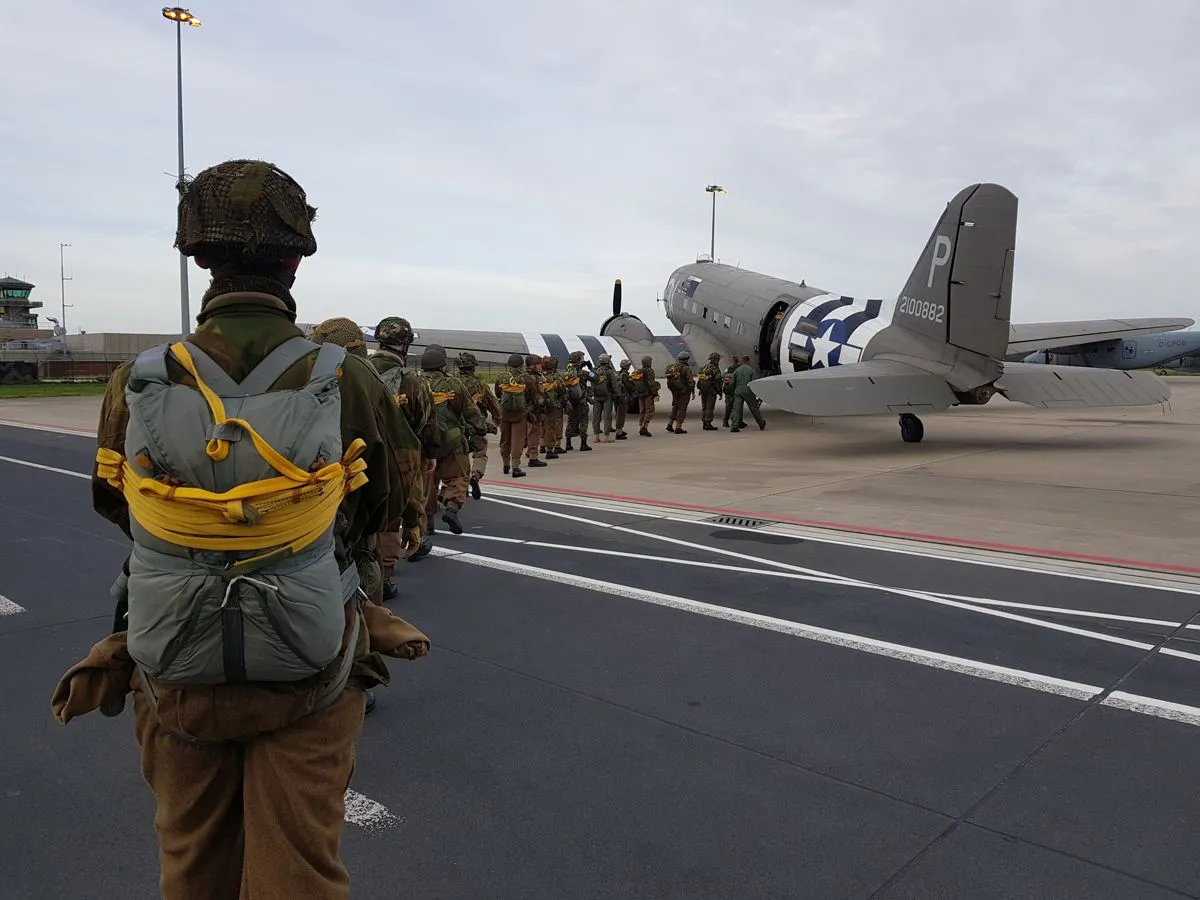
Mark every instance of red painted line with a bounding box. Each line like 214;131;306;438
501;481;1200;576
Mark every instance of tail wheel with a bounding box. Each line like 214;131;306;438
899;413;924;443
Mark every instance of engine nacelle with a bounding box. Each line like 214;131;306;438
600;313;654;343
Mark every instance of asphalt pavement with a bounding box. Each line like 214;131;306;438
2;421;1200;899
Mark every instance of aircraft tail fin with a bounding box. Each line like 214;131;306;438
889;183;1017;362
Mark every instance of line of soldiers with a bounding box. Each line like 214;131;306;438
489;350;767;476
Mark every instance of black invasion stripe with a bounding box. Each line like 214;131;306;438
839;299;884;344
579;335;607;365
541;334;570;366
655;335;697;370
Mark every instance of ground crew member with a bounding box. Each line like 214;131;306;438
562;350;592;451
494;353;532;477
697;352;722;430
523;355;548;468
590;353;619;442
541;355;565;457
722;357;738;427
730;356;767;432
79;158;423;898
616;359;634;439
419;344;485;534
665;350;696;434
456;351;500;500
371;316;436;579
633;355;660;436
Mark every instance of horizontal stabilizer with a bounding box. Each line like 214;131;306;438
996;362;1170;408
750;359;958;417
1007;319;1195;355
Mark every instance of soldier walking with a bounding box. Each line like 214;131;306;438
455;352;500;500
633;355;660;436
615;358;633;440
697;352;722;430
419;344;485;533
665;350;696;434
730;355;767;432
541;355;566;457
495;353;533;477
562;350;592;451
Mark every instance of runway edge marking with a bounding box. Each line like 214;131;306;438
0;593;26;616
432;547;1200;730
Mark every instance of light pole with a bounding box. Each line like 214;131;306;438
58;242;73;335
705;184;726;260
162;7;201;338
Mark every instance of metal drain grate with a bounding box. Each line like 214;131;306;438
703;514;775;529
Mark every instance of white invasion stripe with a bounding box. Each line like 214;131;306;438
559;334;590;361
483;484;1200;596
596;336;627;363
823;300;871;323
430;547;1101;702
522;333;550;358
0;455;89;480
847;298;898;354
482;496;1169;655
1101;692;1200;728
0;594;26;616
343;790;400;830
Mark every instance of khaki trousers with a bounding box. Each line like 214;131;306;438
426;452;470;512
639;396;656;429
499;417;528;465
133;686;364;900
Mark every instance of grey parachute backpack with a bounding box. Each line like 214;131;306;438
117;336;362;695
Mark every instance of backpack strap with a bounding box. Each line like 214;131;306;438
178;342;244;397
127;345;172;392
309;342;347;383
237;336;324;395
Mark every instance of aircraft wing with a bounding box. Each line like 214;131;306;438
996;362;1170;408
749;359;959;417
1007;319;1195;355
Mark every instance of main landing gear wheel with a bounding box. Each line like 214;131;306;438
899;413;924;443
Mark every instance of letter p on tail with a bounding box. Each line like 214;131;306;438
927;236;953;289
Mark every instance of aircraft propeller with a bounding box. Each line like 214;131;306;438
612;279;623;318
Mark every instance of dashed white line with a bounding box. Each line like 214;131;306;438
0;594;25;616
343;789;400;830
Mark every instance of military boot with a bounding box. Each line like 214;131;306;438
529;458;548;468
639;427;651;437
470;475;482;500
512;466;526;478
441;502;464;535
409;539;432;561
616;431;628;440
666;423;676;433
382;581;399;602
546;448;560;460
503;462;511;474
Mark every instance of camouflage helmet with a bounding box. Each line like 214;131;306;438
709;352;722;361
569;350;586;362
525;354;541;368
641;355;653;366
619;359;631;368
175;159;317;259
310;317;367;357
598;353;612;364
542;355;557;368
507;353;525;367
375;317;414;351
421;343;448;370
678;351;691;361
456;351;478;369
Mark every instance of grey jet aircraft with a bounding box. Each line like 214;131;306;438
303;183;1193;443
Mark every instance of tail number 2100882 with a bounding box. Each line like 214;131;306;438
899;296;945;323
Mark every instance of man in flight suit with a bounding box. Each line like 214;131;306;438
730;356;767;432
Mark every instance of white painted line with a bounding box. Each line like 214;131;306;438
430;546;1102;703
343;789;400;830
0;455;90;480
936;591;1200;634
489;484;1200;595
0;419;94;437
0;594;25;616
1102;692;1200;729
483;496;1175;658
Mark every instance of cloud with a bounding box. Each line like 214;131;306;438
2;0;1198;339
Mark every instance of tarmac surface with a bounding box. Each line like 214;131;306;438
2;401;1200;899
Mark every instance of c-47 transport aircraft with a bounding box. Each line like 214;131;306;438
307;183;1192;442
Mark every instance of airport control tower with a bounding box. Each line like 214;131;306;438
0;276;52;342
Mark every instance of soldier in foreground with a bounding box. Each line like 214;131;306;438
730;355;767;431
541;355;565;458
371;316;436;577
419;344;485;534
77;159;421;898
615;358;633;440
495;353;532;477
633;355;660;436
697;352;723;430
562;350;592;451
665;350;695;434
590;352;620;442
456;351;500;499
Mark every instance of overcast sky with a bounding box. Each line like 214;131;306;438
3;0;1198;338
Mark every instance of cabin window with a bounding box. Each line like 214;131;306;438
723;315;731;329
712;309;720;324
